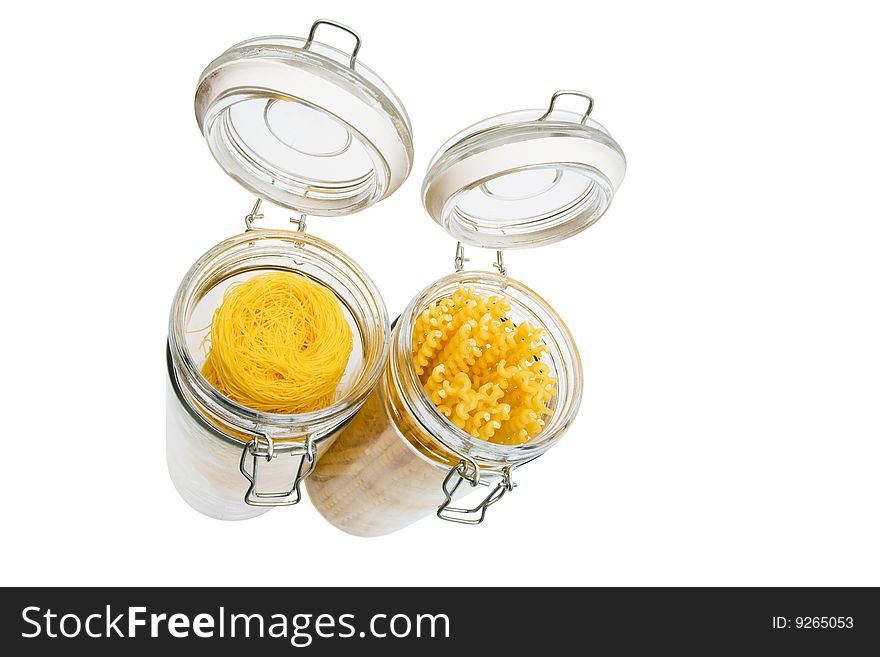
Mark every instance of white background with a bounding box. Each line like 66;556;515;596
1;0;878;587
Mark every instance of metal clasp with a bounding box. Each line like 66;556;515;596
304;19;361;69
437;462;517;525
239;434;317;507
453;242;508;276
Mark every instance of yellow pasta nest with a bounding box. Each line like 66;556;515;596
412;286;557;445
202;271;353;414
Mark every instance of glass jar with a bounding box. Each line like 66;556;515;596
307;91;627;535
167;231;389;520
166;19;412;520
306;271;582;535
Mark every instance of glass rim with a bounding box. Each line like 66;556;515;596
422;107;626;250
168;230;390;444
390;270;583;467
194;33;414;216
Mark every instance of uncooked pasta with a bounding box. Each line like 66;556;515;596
201;271;353;414
412;286;557;445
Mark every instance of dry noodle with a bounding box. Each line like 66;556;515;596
202;271;352;414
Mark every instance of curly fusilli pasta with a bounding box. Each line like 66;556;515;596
412;286;557;445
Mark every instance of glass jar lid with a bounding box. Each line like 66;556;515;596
195;20;414;216
422;91;626;249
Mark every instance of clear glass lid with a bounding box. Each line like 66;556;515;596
195;20;414;216
422;91;626;249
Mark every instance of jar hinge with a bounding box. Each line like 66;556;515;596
245;198;308;233
453;242;507;277
239;434;317;507
436;460;518;525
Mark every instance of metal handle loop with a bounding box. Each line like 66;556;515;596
437;463;516;525
239;435;317;507
304;19;361;69
539;90;595;125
